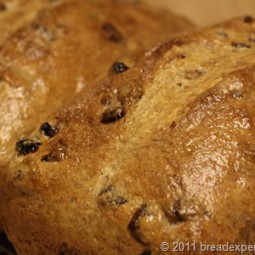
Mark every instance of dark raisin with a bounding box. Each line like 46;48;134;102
140;250;152;255
41;140;66;162
99;185;114;196
0;3;6;11
164;200;186;225
58;243;81;255
128;204;149;244
41;153;57;162
16;139;41;156
177;54;186;59
102;23;123;42
172;200;184;221
101;107;126;124
243;15;254;23
170;121;177;129
231;42;251;48
32;23;45;30
40;122;58;138
0;233;16;254
111;62;129;74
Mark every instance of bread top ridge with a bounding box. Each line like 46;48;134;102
4;16;255;255
0;0;193;168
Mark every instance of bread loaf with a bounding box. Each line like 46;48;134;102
2;16;255;254
0;0;193;170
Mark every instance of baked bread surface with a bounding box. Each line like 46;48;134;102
2;16;255;254
0;0;57;44
0;0;60;235
0;0;192;169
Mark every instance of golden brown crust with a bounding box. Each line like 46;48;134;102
0;0;58;45
0;0;193;169
2;16;255;254
0;0;64;235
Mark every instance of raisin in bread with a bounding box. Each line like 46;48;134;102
0;0;193;169
0;0;65;235
2;16;255;255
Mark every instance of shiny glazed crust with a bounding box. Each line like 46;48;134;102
2;16;255;254
0;0;61;235
0;0;192;169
